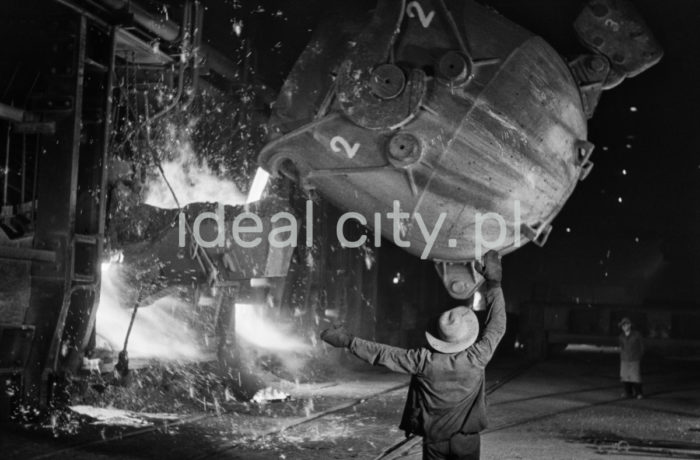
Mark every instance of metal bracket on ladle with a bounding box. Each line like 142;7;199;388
575;139;595;181
435;260;485;300
568;54;610;119
521;222;553;248
574;0;663;91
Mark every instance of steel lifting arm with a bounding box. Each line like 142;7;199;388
570;0;663;117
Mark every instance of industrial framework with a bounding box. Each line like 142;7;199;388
0;0;272;417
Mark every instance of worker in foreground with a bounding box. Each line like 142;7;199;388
321;250;505;460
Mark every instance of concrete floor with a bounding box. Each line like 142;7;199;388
3;350;700;459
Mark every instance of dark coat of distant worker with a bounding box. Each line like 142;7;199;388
618;317;644;398
321;251;506;460
619;329;644;362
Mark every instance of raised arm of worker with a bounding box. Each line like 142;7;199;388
320;250;505;372
466;250;506;367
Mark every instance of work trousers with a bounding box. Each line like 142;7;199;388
423;432;480;460
622;382;643;398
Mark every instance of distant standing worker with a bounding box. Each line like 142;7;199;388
619;317;644;399
320;250;506;460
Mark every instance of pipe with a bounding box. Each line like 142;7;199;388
0;245;57;263
54;0;110;29
98;0;181;42
147;0;191;123
61;0;238;82
31;135;39;220
204;47;239;81
181;0;203;111
21;134;26;203
0;102;28;123
96;0;238;81
3;122;10;206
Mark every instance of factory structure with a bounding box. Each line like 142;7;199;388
1;1;699;458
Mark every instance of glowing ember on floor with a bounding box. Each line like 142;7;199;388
251;387;290;403
69;406;179;427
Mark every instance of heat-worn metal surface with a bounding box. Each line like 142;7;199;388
574;0;663;89
260;0;590;262
112;197;296;284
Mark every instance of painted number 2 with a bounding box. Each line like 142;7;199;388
604;18;620;32
406;2;435;28
330;136;360;159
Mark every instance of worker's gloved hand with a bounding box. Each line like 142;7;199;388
320;325;354;348
479;250;502;287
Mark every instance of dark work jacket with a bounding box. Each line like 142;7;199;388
349;287;506;442
619;330;644;362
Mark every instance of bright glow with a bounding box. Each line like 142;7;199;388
472;291;486;311
100;251;123;273
232;20;243;37
622;169;627;176
144;124;245;209
630;106;638;112
618;197;623;203
566;227;571;233
246;167;270;204
363;248;375;270
69;406;178;427
249;278;270;288
235;303;309;352
96;264;206;361
251;387;289;403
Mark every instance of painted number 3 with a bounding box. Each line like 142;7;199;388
406;1;435;28
330;136;360;159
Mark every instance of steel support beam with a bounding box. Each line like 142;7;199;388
0;103;27;123
0;246;57;263
24;13;86;408
73;0;238;80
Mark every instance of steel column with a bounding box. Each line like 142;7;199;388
23;14;86;408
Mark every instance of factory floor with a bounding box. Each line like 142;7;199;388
2;349;700;460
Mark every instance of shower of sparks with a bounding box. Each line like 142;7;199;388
144;124;245;209
96;264;206;361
